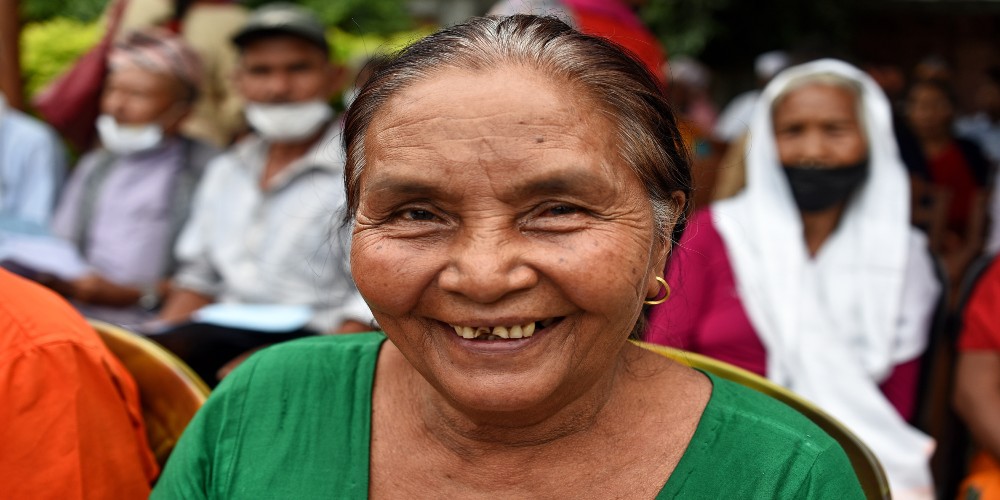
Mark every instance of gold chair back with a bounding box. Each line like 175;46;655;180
634;341;891;500
90;320;210;467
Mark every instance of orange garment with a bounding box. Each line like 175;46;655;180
0;269;157;498
957;452;1000;500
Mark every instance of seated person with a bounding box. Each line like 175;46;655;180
646;60;939;498
152;4;372;387
44;29;217;327
0;268;158;497
906;78;991;283
0;91;66;231
954;257;1000;499
151;15;864;498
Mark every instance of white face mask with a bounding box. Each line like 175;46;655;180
244;100;332;142
96;114;165;155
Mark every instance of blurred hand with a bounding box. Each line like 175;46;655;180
70;274;112;303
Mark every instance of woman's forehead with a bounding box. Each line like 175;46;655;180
364;67;611;157
773;83;860;120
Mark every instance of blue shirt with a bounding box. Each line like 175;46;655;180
0;102;66;229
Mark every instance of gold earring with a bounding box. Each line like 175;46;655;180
644;276;670;305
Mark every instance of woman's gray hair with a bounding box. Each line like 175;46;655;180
341;15;692;244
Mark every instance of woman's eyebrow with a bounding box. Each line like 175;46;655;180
509;169;610;197
364;178;446;198
364;169;609;200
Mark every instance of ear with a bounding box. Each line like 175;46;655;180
645;191;686;299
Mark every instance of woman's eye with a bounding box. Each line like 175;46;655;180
546;205;579;216
404;209;437;221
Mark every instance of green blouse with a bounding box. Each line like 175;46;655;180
152;333;864;499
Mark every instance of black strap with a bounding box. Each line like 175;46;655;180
72;150;118;259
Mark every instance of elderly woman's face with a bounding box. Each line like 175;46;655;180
773;83;867;168
351;67;668;414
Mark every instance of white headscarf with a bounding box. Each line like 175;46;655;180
713;59;938;498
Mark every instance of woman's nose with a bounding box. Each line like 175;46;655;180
798;131;830;165
437;227;537;304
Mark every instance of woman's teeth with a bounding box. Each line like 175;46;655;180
450;318;557;340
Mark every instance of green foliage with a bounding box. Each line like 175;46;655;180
21;0;107;23
640;0;732;58
20;18;103;99
242;0;415;35
639;0;862;63
327;26;435;65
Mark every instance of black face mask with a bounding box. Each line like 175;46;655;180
782;159;869;213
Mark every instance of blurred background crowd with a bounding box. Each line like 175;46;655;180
0;0;999;498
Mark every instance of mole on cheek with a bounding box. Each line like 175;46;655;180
535;137;544;143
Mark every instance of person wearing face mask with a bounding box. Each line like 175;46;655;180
44;29;218;327
150;3;373;387
645;60;940;499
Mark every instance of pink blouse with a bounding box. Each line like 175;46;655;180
645;209;921;421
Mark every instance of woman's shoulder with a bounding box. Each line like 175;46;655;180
663;373;864;498
226;332;384;378
152;333;386;497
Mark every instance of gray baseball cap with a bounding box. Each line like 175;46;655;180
232;3;329;53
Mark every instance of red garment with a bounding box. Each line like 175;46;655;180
645;209;921;420
562;0;667;85
0;269;158;498
927;141;981;233
958;258;1000;352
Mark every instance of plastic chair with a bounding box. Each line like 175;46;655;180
633;340;892;500
89;319;210;467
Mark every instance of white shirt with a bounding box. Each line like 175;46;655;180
173;122;372;331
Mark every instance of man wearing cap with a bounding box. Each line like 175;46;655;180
153;3;372;386
42;28;219;326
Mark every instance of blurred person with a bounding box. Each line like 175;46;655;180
956;66;1000;167
646;60;939;498
152;3;372;386
967;68;1000;254
43;29;217;327
112;0;249;146
914;55;951;84
953;257;1000;499
711;50;790;201
864;60;930;180
668;55;718;135
0;268;158;498
0;90;66;231
152;15;864;498
667;55;719;209
713;50;790;145
905;79;990;281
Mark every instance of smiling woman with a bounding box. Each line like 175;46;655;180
151;16;865;499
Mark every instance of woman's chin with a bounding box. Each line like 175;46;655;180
432;371;569;421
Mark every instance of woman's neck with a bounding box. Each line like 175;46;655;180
800;203;847;257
